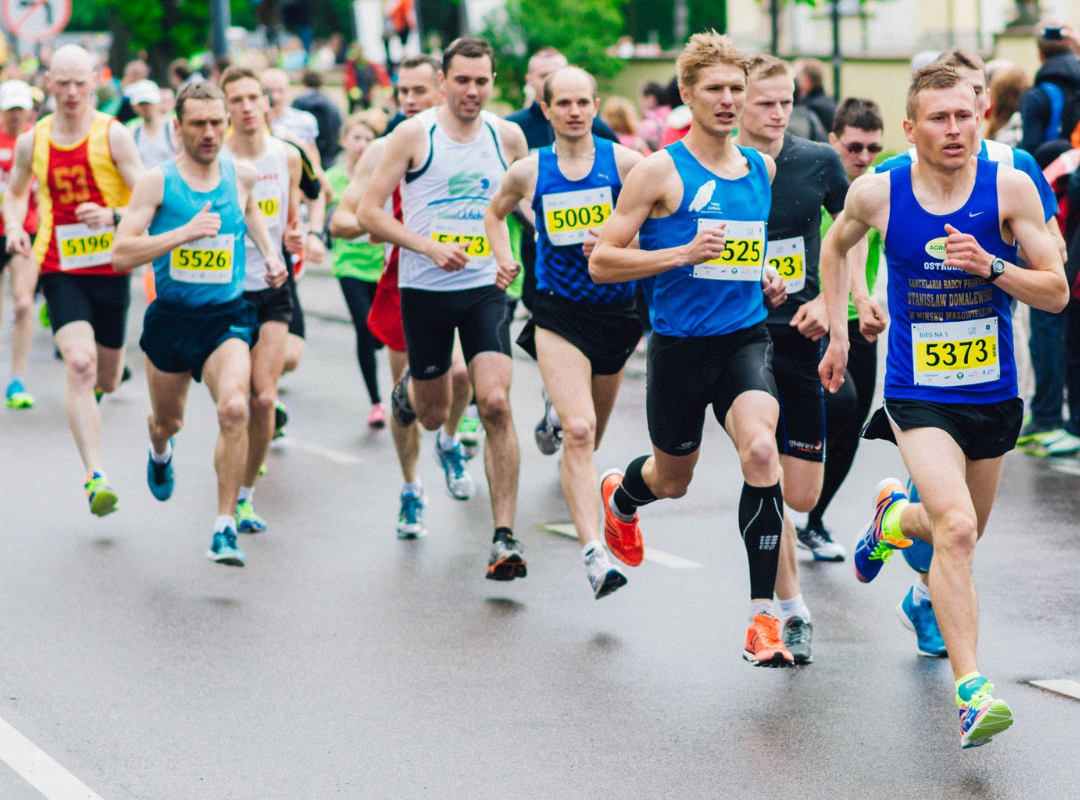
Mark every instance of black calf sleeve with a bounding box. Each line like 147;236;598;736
738;482;784;600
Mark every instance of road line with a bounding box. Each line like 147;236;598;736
0;714;104;799
284;439;363;465
1029;679;1080;701
537;523;704;569
1048;460;1080;477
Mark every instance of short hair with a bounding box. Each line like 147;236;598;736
640;80;665;101
342;109;387;138
795;59;825;88
220;65;262;95
175;80;226;122
936;48;985;77
832;97;883;135
747;54;793;82
542;65;598;105
301;69;322;89
169;58;192;82
214;55;232;74
1038;26;1071;59
906;63;971;120
676;30;749;91
442;37;495;75
528;46;565;72
399;54;441;75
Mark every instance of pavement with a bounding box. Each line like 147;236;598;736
0;272;1078;799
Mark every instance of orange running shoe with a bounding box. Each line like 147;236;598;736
742;614;795;667
600;468;644;567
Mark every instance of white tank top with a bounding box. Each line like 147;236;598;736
226;135;289;292
399;107;508;291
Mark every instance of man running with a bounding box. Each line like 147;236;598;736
113;81;286;566
221;66;302;534
358;38;530;579
330;54;475;538
819;64;1067;747
485;65;644;599
3;45;143;515
590;32;791;665
732;55;851;664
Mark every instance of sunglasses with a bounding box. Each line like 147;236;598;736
840;140;883;155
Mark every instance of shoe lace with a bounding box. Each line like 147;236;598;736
785;618;811;644
966;682;995;709
754;616;784;648
868;540;896;563
400;494;421;522
443;444;468;478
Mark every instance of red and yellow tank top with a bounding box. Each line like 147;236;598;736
33;113;130;276
0;126;36;236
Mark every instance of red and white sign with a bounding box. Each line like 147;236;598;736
2;0;71;42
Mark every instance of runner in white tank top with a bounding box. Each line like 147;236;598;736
224;133;290;291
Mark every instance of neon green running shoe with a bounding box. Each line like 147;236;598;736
5;379;33;409
235;498;267;533
85;472;118;517
458;406;483;458
39;302;50;329
958;680;1014;749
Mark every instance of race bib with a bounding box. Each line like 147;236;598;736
541;186;612;247
169;234;234;284
254;182;283;229
766;236;806;292
692;219;765;281
56;223;114;271
912;318;999;387
430;217;490;258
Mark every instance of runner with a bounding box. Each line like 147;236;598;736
357;38;530;578
2;45;143;515
0;80;39;409
819;63;1067;747
732;55;851;664
330;54;476;538
590;32;792;665
221;65;302;533
484;65;644;598
112;80;286;566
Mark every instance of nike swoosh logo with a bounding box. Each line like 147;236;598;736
968;212;984;217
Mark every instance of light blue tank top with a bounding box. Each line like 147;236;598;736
883;160;1018;403
149;155;247;307
638;141;771;337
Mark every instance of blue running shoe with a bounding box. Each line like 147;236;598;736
207;527;246;567
902;478;933;573
958;681;1013;749
853;477;911;584
896;586;947;657
5;379;33;409
397;489;427;539
147;442;174;501
435;437;476;500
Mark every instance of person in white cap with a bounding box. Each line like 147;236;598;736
126;79;176;170
0;79;39;408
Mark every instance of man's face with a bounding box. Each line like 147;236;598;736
526;53;568;99
741;72;793;143
540;75;597;141
262;73;287;118
0;107;28;136
224;77;267;134
443;55;493;123
953;65;990;119
134;101;157;121
396;64;441;117
680;64;747;137
905;84;979;169
177;98;227;164
46;62;96;117
829;125;883;179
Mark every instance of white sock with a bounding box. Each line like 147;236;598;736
238;486;254;503
547;403;561;427
437;430;457;451
465;403;478;419
778;594;811;623
214;514;234;533
749;601;776;621
402;481;422;497
582;541;600;560
912;580;932;604
150;440;173;464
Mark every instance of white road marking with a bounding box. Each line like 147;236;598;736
1048;460;1080;477
1029;679;1080;701
283;439;363;465
537;523;704;569
0;714;104;799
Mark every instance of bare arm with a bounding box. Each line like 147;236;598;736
848;233;888;341
498;119;530;164
329;140;385;240
75;122;146;229
239;160;287;289
3;131;34;256
484;156;534;290
112;168;208;271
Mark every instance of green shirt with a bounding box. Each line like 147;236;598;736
328;164;384;282
819;167;883;321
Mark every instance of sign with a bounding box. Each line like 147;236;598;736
2;0;71;42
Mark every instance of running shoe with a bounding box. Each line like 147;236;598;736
782;616;813;664
534;394;562;456
85;472;118;517
273;400;288;440
121;365;132;384
896;586;948;658
486;531;527;581
5;379;33;409
1042;431;1080;457
397;488;427;539
796;522;846;561
39;302;49;328
901;478;934;573
743;614;795;667
146;442;174;502
1016;418;1061;446
435;437;476;500
958;682;1013;749
368;402;387;429
584;546;628;599
234;498;267;533
600;468;644;567
207;527;246;567
458;407;483;458
391;366;417;427
853;478;912;584
94;386;104;403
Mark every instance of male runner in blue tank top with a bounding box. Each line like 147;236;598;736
591;32;793;667
113;81;287;567
484;66;644;600
819;64;1067;748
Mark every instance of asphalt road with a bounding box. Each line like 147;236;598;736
0;273;1077;799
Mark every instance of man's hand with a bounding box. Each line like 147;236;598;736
304;232;326;265
818;337;848;394
75;202;115;229
6;228;31;257
495;260;521;291
285;217;304;255
790;294;829;340
264;255;288;289
182;202;222;243
582;227;601;259
424;239;470;272
943;223;993;278
681;223;726;265
854;295;889;342
762;268;787;308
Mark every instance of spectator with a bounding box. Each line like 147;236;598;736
314;33;346;73
794;58;836;132
293;69;344;166
125;80;176;169
168;58;193;90
637;80;669;151
988;66;1030;146
601;96;650;154
116;59;149;123
262;67;320;146
344;44;390;113
789;79;830;142
1019;23;1080;156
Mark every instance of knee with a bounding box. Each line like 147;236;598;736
739;434;779;478
416;405;449;431
562;417;596;452
67;351;97;386
218;394;249;431
450;363;471;397
13;296;32;319
654;472;692;499
784;484;821;514
932;510;978;559
249;389;277;418
477;389;511;428
156;415;184;438
97;367;121;393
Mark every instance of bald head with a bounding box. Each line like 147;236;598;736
525;48;568;99
47;45;97;117
261;68;288;120
50;45;95;76
542;66;597;106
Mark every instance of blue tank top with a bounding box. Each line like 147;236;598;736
883;160;1018;403
638;141;771;337
149;155;248;308
531;137;632;304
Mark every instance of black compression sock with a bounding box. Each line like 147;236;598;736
612;455;658;516
493;526;514;543
738;482;784;600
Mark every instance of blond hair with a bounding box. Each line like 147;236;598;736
676;30;749;91
342;109;387;139
906;63;972;120
600;96;639;136
748;55;793;83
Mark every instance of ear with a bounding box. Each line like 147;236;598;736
903;117;916;144
539;101;552;121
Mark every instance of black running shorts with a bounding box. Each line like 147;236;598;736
646;323;778;457
517;291;642;376
40;272;131;349
285;254;306;339
243;284;293;327
140;297;257;383
400;284;512;379
862;396;1024;461
768;324;825;462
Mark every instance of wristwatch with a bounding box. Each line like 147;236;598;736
987;257;1005;283
112;209;120;227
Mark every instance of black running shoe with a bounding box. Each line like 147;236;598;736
391;366;417;427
